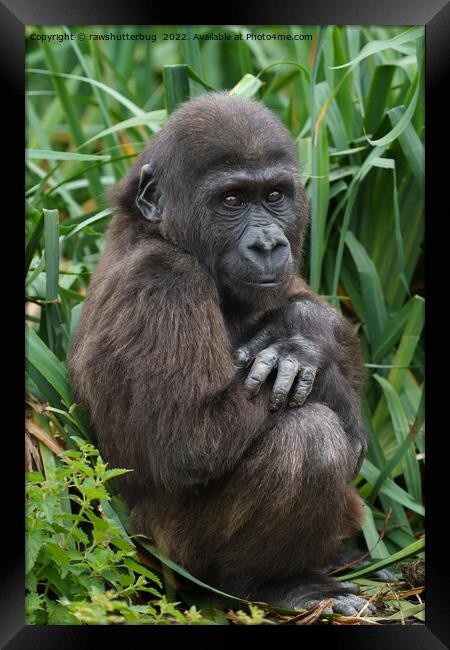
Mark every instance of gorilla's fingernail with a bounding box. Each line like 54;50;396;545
269;400;280;411
234;349;248;365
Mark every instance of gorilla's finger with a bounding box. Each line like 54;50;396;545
234;329;275;367
372;568;398;583
340;594;376;615
233;346;252;367
243;347;278;396
331;599;357;616
334;593;376;615
335;582;360;595
288;365;317;408
269;358;299;411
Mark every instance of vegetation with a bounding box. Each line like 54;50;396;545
25;25;425;625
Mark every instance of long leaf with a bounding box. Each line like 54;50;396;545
309;32;329;291
163;65;190;114
43;209;59;302
81;111;167;147
26;68;145;117
229;74;263;98
364;65;396;135
344;231;387;345
338;537;424;581
330;27;423;70
360;504;389;559
360;459;424;516
374;295;424;429
374;375;421;503
26;326;72;406
25;207;44;275
367;39;424;147
388;106;424;189
26;149;111;162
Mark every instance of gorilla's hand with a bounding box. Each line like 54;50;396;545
234;330;320;412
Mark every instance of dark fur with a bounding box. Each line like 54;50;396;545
69;93;368;608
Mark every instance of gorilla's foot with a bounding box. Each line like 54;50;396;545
254;577;376;616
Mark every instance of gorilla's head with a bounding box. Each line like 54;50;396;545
110;92;309;302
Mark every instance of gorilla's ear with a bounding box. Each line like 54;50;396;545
135;164;161;223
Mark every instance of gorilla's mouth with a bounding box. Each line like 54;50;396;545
240;278;282;288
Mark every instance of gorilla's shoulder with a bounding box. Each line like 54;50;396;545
99;230;216;299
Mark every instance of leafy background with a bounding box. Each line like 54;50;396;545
25;25;425;625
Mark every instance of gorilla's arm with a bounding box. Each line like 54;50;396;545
69;238;269;495
287;275;365;395
236;276;367;471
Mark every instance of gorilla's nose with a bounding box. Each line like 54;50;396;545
240;225;290;278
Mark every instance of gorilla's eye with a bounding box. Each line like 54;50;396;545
266;189;284;203
223;193;243;207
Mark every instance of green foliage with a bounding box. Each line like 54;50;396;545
25;25;425;624
25;439;219;625
232;605;276;625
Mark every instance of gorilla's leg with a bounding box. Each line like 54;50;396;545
203;403;374;612
134;403;372;613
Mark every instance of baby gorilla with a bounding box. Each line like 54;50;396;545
69;92;373;616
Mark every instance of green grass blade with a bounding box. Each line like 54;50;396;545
388;296;424;391
360;459;424;516
163;65;190;114
296;137;312;185
367;41;423;147
27;361;63;408
388;106;424;190
63;25;126;180
64;209;112;239
27;149;111;162
179;26;204;96
331;28;354;140
309;30;329;293
315;81;348;150
26;326;72;405
33;32;104;202
330;144;387;308
374;295;424;429
372;299;412;362
26;96;52;150
364;65;396;135
360;504;389;559
26;68;145;117
25;253;45;289
368;429;416;504
374;374;421;503
338;537;424;581
229;73;263;98
25;207;44;275
370;157;408;294
330;27;423;70
43;209;59;302
257;60;311;84
81;111;167;147
344;231;387;346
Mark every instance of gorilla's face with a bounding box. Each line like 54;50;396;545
122;93;308;303
206;166;296;293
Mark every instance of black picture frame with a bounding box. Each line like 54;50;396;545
6;1;449;647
